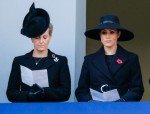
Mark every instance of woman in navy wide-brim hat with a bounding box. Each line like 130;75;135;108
75;15;144;102
6;3;71;102
85;15;134;41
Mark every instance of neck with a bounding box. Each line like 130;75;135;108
104;45;117;55
33;50;48;58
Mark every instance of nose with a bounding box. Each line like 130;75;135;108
39;37;44;43
106;33;110;39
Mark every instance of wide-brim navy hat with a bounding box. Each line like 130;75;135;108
21;3;50;38
85;15;134;41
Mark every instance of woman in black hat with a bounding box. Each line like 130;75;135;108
75;15;144;102
6;3;71;102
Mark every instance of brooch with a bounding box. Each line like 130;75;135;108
52;54;59;62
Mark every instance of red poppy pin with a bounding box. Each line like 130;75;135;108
116;59;123;64
52;54;56;59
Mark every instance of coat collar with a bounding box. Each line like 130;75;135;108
23;49;58;69
24;49;54;58
92;45;129;82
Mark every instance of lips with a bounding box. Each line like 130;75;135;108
105;40;111;43
38;45;44;47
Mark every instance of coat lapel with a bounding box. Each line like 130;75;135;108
23;50;36;70
92;47;114;82
109;45;128;75
40;50;57;69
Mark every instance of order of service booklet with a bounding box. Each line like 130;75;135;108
20;65;49;87
90;88;120;101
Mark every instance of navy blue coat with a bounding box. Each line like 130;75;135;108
75;45;144;101
7;50;71;102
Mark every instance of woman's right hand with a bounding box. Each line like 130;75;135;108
27;84;45;102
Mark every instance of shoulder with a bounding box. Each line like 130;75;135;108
121;46;138;57
84;47;104;60
127;51;139;61
118;45;139;59
55;54;68;61
126;50;138;57
83;51;99;63
13;51;33;61
84;53;96;59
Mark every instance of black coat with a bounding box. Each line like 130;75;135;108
75;45;144;101
7;50;71;102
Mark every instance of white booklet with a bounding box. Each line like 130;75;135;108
90;88;120;102
20;65;49;87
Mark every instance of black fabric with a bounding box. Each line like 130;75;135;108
34;57;43;65
6;49;71;102
105;55;115;71
27;84;45;102
115;98;125;102
21;3;50;38
75;45;144;102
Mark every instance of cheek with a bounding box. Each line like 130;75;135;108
100;36;105;42
31;38;39;44
46;38;50;45
116;33;120;39
31;40;36;45
34;41;39;45
115;35;120;41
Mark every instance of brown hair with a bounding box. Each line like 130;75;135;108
49;23;53;36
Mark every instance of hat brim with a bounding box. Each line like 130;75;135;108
85;23;134;41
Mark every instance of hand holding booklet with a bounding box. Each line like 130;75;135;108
90;88;120;102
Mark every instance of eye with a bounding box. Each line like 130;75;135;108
110;31;115;34
43;35;48;39
101;31;107;35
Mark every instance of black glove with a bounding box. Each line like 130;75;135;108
115;98;125;102
27;84;45;102
88;100;100;102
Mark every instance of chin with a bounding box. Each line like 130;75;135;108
37;48;46;52
105;44;112;47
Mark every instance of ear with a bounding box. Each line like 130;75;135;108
118;31;121;39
